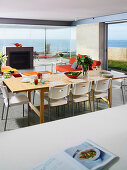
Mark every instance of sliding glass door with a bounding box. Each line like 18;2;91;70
108;22;127;71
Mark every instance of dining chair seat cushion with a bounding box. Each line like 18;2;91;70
12;72;22;78
7;95;29;107
94;92;108;99
45;96;67;107
70;94;89;103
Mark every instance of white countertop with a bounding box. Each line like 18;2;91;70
0;105;127;170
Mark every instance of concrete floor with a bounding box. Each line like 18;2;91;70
0;59;127;132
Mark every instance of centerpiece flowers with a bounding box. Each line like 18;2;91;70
77;55;93;77
0;52;8;73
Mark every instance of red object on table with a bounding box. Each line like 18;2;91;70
64;72;81;79
34;79;38;85
37;72;42;79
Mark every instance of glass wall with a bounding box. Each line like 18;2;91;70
0;25;45;54
108;22;127;71
0;24;76;59
45;26;76;58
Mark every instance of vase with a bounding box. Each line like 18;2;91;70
83;69;88;77
82;65;88;77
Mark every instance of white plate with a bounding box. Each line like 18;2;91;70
50;81;67;86
21;78;31;83
102;74;113;78
77;147;100;161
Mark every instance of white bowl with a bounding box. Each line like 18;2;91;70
78;147;100;161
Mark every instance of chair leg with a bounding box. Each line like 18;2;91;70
67;96;69;114
4;106;9;131
89;93;92;112
72;95;74;116
28;108;30;126
97;100;99;109
64;105;66;117
72;102;74;116
33;91;35;104
58;106;60;116
78;102;80;112
121;86;125;104
108;89;111;108
84;102;85;110
93;92;95;112
48;99;51;121
1;103;5;120
23;104;25;117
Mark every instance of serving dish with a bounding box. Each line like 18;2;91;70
78;148;100;161
64;71;82;79
102;74;113;78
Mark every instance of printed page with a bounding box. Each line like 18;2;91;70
65;139;117;170
33;152;88;170
33;140;118;170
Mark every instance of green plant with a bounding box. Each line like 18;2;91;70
77;55;93;71
0;52;8;65
0;52;8;72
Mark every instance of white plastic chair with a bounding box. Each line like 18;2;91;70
93;79;112;111
44;84;70;120
71;81;92;115
0;85;29;131
121;78;127;104
109;70;126;104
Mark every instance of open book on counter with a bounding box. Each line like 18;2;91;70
33;140;118;170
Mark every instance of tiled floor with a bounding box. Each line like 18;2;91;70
0;60;127;132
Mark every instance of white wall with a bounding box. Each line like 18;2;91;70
76;23;104;61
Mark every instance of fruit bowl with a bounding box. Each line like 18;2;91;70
64;71;82;79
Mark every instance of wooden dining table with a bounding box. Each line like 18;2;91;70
3;70;127;124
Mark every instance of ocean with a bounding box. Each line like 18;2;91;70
0;39;127;53
0;39;76;53
108;40;127;48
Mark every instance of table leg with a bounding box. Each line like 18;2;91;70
40;89;45;123
109;80;112;108
27;91;31;112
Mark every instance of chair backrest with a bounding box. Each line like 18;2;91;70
48;84;70;100
92;60;101;68
94;79;111;92
54;51;61;57
0;85;9;99
71;81;92;95
69;57;76;65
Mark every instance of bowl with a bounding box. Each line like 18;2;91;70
64;72;82;79
102;73;113;78
78;148;100;161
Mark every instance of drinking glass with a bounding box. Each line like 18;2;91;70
34;78;38;85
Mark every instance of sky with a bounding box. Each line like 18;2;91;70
0;25;76;40
108;22;127;40
0;23;127;40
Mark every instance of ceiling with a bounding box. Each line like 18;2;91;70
0;0;127;21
